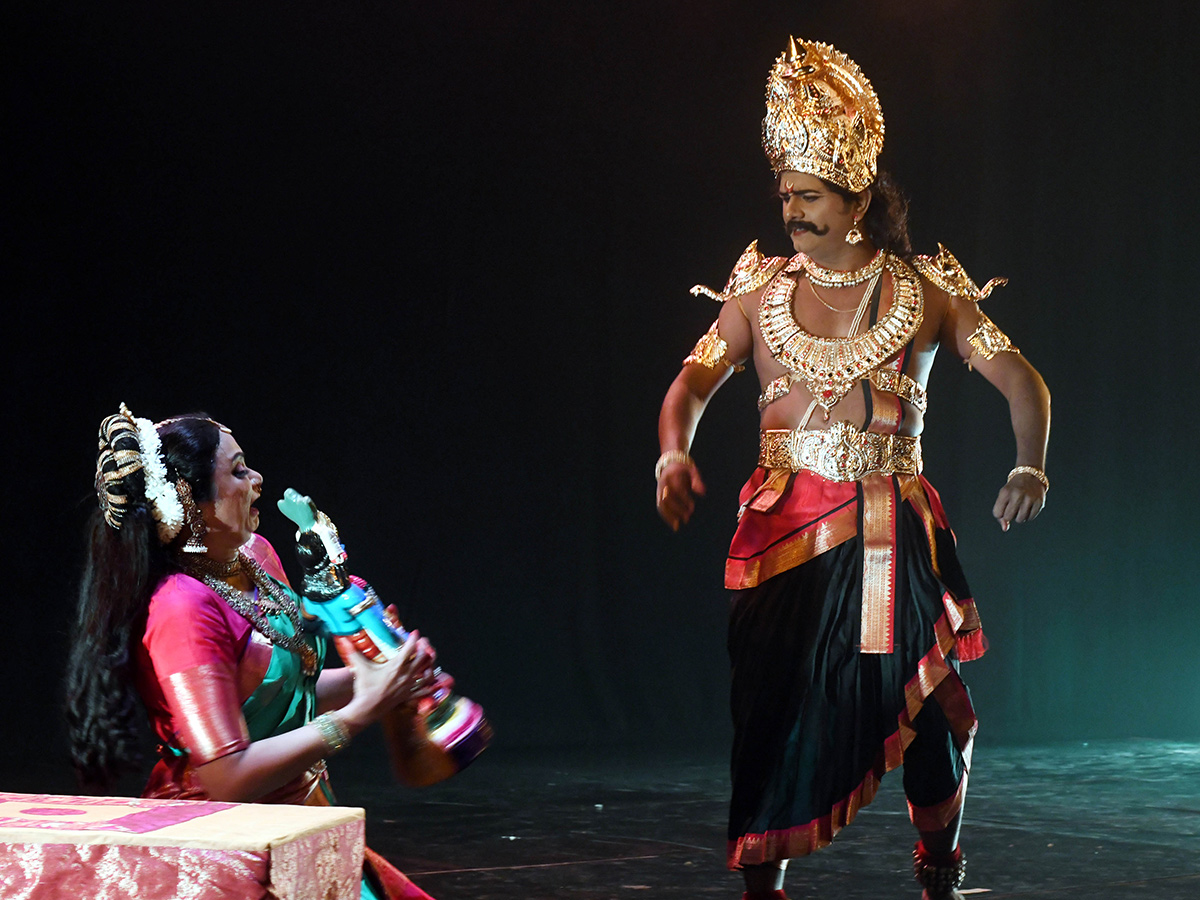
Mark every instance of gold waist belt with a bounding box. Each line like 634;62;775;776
759;422;922;482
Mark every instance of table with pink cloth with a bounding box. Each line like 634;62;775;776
0;791;365;899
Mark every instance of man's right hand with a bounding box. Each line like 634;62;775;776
656;462;706;531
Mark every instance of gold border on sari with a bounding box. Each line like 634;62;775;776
163;664;251;765
904;478;942;578
908;772;968;831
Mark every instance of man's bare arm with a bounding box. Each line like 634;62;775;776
656;298;754;530
942;295;1051;530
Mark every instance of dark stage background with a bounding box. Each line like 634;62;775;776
5;0;1200;794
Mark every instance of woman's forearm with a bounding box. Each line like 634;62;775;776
316;666;355;714
193;713;363;803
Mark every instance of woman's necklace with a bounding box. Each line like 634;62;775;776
803;248;884;288
181;551;318;675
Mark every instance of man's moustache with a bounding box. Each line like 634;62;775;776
786;220;829;236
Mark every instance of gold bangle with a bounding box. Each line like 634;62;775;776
655;450;693;482
1007;466;1048;492
312;712;350;754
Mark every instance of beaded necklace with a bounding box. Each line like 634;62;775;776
808;275;876;314
802;248;884;288
181;551;318;676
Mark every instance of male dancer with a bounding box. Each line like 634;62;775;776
655;38;1050;900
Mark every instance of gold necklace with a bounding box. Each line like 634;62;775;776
803;248;884;288
183;554;242;578
181;550;318;675
808;277;872;313
759;252;924;415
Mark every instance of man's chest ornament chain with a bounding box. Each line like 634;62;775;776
758;253;924;416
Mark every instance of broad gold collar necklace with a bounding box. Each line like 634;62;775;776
759;252;924;416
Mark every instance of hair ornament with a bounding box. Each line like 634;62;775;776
95;406;142;530
134;413;185;543
94;402;185;543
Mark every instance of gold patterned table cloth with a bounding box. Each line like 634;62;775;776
0;792;364;899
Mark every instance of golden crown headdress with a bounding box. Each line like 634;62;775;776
762;37;884;193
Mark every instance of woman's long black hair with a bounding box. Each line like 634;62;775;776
65;414;221;790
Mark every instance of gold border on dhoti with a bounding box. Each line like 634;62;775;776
860;474;897;654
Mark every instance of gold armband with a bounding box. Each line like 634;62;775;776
967;310;1020;363
914;244;1019;369
683;320;744;372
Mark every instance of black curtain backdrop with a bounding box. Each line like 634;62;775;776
5;0;1200;792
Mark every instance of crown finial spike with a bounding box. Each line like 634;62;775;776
787;35;801;62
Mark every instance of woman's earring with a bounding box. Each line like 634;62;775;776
845;218;864;245
177;479;208;554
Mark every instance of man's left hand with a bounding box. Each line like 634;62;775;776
992;474;1045;531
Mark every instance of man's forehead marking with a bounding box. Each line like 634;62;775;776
780;174;820;190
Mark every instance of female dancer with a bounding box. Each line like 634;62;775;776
66;405;437;900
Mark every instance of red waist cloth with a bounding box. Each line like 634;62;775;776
726;469;859;590
726;467;984;661
725;468;966;590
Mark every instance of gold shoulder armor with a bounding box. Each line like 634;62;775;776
912;243;1008;301
690;240;788;302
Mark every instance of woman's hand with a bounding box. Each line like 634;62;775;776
338;631;439;730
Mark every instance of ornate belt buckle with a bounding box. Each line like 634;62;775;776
820;421;868;481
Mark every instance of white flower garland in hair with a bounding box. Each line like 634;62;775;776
134;416;184;543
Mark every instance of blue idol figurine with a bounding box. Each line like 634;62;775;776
278;488;492;785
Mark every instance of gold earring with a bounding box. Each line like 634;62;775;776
177;479;208;553
845;218;863;245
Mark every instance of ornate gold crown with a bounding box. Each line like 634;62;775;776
762;37;884;193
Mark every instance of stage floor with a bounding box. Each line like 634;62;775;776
349;740;1200;900
5;739;1197;898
